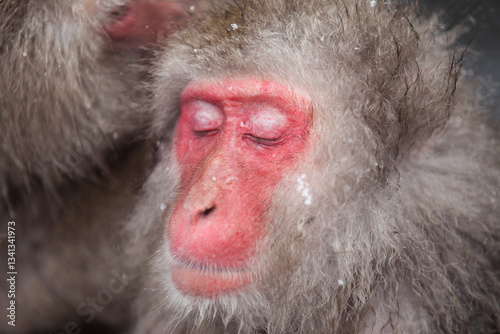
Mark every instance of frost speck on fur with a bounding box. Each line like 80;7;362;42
297;174;312;205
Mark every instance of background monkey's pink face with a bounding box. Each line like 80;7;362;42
99;0;196;46
168;79;312;297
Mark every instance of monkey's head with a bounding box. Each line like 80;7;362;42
134;0;493;332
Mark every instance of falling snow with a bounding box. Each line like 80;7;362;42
231;23;238;30
297;174;312;205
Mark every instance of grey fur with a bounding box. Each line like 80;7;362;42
0;0;151;208
0;0;202;332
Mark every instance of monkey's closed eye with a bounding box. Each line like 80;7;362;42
194;129;219;138
109;5;129;20
245;134;284;147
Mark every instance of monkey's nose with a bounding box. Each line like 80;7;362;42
183;181;220;223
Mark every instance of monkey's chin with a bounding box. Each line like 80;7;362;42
171;265;253;298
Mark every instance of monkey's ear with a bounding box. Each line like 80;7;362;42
104;1;195;47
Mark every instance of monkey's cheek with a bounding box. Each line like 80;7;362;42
171;266;253;298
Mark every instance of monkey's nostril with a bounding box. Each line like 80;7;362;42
200;205;215;218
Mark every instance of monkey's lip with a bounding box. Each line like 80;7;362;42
171;261;253;298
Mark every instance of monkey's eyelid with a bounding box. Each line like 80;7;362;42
193;129;219;138
189;101;224;130
244;134;284;147
108;5;129;19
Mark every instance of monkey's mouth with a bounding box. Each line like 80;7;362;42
170;258;254;298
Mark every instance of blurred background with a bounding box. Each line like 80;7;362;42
419;0;500;118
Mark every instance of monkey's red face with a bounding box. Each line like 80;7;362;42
168;79;312;297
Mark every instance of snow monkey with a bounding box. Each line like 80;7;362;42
128;0;500;333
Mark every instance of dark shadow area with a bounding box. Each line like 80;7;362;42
419;0;500;117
